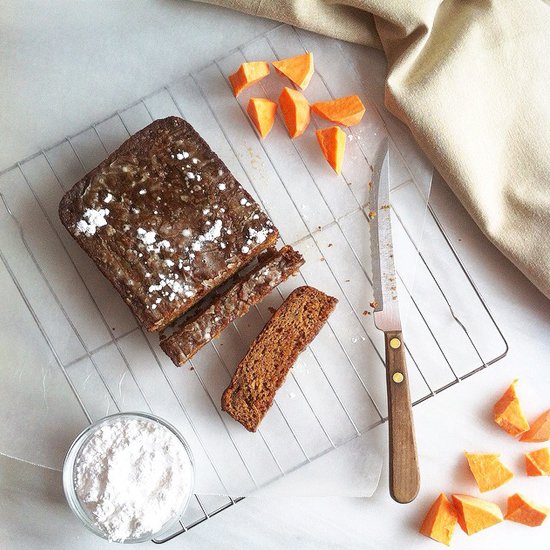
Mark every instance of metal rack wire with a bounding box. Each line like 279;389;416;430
0;25;507;543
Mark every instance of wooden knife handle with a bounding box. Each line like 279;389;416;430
384;330;420;503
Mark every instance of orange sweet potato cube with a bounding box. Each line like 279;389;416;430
272;52;314;90
520;409;550;442
228;62;270;97
311;95;366;127
452;494;503;535
505;493;550;527
316;126;346;175
279;87;310;138
464;452;514;492
247;98;277;138
493;380;530;436
419;493;458;546
525;447;550;476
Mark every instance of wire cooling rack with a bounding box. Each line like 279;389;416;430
0;25;507;543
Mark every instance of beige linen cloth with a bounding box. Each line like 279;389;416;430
195;0;550;298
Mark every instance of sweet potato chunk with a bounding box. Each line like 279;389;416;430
316;126;346;175
520;409;550;442
419;493;458;546
452;494;503;535
279;87;310;138
228;62;270;97
464;452;514;492
505;493;550;527
272;52;314;90
493;379;530;437
525;447;550;476
247;97;277;138
311;95;366;126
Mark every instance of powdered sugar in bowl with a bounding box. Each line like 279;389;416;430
63;412;195;543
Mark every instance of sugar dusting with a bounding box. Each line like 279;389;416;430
76;208;110;236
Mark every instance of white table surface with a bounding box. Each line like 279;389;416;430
2;2;550;549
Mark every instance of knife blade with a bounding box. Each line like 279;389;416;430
370;146;401;333
369;144;420;504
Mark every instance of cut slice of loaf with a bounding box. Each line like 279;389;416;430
159;245;304;366
222;286;337;431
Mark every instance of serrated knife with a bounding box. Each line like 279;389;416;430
370;145;420;503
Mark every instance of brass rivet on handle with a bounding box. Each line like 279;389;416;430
389;337;401;349
393;372;404;383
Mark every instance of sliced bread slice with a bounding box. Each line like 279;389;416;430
222;286;337;431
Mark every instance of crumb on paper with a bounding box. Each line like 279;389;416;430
362;310;371;316
320;256;326;262
368;210;377;220
370;300;379;309
368;181;373;189
380;204;391;210
327;243;333;248
268;306;277;315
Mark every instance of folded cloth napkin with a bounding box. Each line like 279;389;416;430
194;0;550;298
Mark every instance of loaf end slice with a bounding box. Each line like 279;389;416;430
160;245;304;367
221;286;337;431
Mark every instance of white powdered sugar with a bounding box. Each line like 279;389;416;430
137;228;172;254
203;219;223;241
74;416;193;542
187;219;224;253
248;227;268;244
147;273;193;303
76;208;110;236
137;228;156;245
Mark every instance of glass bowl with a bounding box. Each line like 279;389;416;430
63;412;195;544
